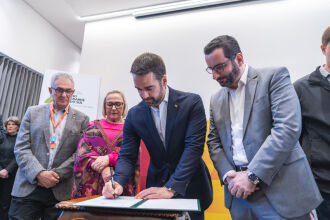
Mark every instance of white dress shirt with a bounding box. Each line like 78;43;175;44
223;64;249;182
48;108;68;169
320;64;330;83
228;64;249;165
150;86;169;147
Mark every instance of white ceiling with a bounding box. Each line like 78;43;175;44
23;0;186;49
66;0;184;17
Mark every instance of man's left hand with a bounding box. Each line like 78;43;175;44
135;187;175;199
227;171;259;199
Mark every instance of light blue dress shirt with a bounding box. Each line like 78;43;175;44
48;108;68;169
150;86;169;147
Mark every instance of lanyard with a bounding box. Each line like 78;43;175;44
49;102;69;133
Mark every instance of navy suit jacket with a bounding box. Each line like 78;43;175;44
114;87;213;211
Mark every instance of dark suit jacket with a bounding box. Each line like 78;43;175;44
0;133;17;174
0;115;5;144
0;114;17;175
114;87;213;211
294;66;330;193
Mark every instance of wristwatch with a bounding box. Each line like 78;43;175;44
247;170;260;185
164;187;177;197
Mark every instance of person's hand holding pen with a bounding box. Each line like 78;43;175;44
102;167;123;199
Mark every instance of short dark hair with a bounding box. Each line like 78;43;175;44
204;35;242;59
130;52;166;81
322;26;330;47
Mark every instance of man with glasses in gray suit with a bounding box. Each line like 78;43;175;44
204;35;322;220
9;73;89;220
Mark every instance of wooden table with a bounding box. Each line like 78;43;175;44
56;196;184;220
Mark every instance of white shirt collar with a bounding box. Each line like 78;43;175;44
320;64;330;77
163;85;169;103
240;64;248;86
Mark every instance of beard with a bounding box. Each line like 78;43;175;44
217;61;241;88
143;83;165;107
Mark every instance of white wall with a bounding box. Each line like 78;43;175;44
0;0;81;74
79;0;330;118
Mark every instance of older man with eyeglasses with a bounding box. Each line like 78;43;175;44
9;73;89;220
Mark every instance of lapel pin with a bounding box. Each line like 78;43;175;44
174;104;178;108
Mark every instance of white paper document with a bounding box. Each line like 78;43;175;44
138;198;199;211
73;196;200;211
73;196;142;208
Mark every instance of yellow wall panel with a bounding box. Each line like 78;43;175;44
203;121;231;220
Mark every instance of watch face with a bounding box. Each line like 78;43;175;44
252;178;260;185
248;173;260;185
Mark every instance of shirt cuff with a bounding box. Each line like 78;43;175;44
108;152;119;167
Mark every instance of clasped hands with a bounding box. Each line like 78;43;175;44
102;181;175;199
36;155;111;188
37;170;59;188
226;171;259;199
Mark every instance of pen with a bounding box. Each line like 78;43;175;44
110;166;116;199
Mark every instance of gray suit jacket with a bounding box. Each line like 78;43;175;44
12;104;89;201
207;66;322;218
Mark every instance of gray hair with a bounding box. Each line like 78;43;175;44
50;73;75;88
5;116;21;128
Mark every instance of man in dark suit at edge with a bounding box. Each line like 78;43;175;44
294;26;330;220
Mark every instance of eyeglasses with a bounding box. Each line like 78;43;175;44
106;102;124;109
52;87;75;95
206;60;230;74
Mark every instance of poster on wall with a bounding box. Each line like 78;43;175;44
39;69;100;120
